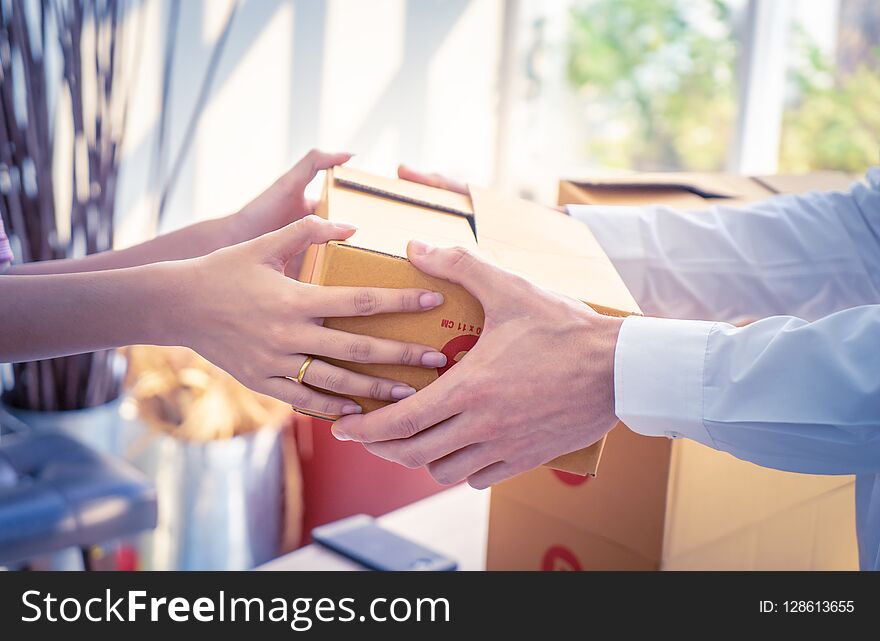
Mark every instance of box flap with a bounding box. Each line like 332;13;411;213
566;172;770;200
334;165;474;218
754;171;854;196
470;185;642;316
559;181;714;209
326;171;480;259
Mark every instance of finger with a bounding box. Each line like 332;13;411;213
305;285;445;317
397;164;468;195
257;376;362;417
304;326;447;368
466;459;533;490
263;215;356;265
285;149;353;190
332;373;462;443
425;441;503;484
407;241;507;302
363;414;476;469
304;198;319;214
294;356;417;402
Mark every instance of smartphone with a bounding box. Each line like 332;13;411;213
311;514;458;571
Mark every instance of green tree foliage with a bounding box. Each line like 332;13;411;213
780;39;880;173
566;0;736;170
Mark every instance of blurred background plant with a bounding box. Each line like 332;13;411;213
0;0;236;411
566;0;737;170
556;0;878;177
1;0;140;410
779;29;880;172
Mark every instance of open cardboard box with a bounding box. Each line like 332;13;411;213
486;170;858;570
558;169;855;209
297;166;642;476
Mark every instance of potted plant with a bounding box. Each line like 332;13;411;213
0;0;236;449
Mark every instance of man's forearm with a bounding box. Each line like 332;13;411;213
0;261;188;362
8;214;240;276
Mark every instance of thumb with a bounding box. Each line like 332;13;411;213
263;215;356;266
407;240;499;302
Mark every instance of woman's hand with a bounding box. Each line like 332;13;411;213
174;215;448;416
225;149;352;277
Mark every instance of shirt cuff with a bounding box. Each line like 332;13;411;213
614;315;718;447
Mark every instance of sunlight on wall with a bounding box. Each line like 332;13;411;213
426;0;501;186
194;2;294;218
111;0;504;247
318;0;406;152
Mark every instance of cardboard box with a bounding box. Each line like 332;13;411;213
299;166;641;476
486;171;858;570
558;170;854;210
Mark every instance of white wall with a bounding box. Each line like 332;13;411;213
115;0;503;247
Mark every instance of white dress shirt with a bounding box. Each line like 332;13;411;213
569;167;880;570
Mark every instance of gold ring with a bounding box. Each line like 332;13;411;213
295;356;314;384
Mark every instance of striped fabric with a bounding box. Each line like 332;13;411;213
0;216;12;264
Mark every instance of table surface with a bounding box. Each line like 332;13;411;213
259;484;490;571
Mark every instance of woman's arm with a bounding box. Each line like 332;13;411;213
0;262;184;360
1;216;449;415
9;149;350;276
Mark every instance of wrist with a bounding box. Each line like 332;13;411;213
582;311;624;426
136;259;203;349
214;211;252;248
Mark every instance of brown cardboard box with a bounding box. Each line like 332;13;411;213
558;170;854;209
299;166;641;476
486;170;858;570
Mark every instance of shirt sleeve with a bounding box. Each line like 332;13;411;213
569;168;880;323
615;307;880;475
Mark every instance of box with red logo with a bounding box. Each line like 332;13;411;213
484;171;858;569
298;166;642;476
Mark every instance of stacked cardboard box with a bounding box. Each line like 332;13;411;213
300;166;643;476
487;170;858;570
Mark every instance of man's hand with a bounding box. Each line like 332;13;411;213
332;241;623;488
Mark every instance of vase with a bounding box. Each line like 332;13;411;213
122;419;284;570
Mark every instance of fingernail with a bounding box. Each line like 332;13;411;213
421;351;447;367
331;427;350;441
334;222;357;231
341;404;362;415
390;385;416;400
419;292;444;309
409;240;432;256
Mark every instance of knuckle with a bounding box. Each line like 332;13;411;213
398;445;426;469
401;291;420;310
288;386;309;408
393;413;420;439
482;422;504;440
447;246;476;271
300;213;322;229
321;397;339;415
348;339;372;362
399;343;416;366
368;379;384;400
322;371;345;393
428;462;457;486
353;290;381;315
